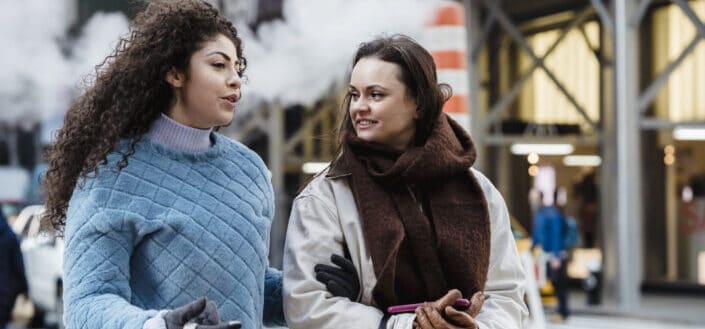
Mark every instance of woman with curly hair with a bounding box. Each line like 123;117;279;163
43;1;297;328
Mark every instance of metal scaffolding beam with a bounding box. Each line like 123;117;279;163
482;0;600;131
591;0;614;32
482;6;595;130
637;0;705;113
483;0;598;131
638;34;701;113
470;8;496;62
284;105;331;154
641;118;705;129
578;22;605;65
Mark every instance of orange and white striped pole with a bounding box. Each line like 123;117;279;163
421;2;470;130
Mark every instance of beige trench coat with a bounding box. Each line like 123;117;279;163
283;168;529;329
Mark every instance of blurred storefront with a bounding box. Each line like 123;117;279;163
459;0;705;306
644;3;705;288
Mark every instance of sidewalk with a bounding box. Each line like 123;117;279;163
547;315;705;329
564;290;705;326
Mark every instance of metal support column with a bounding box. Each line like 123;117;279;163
599;2;618;306
465;0;485;171
267;104;287;269
608;0;643;310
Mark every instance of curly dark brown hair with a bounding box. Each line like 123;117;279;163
43;0;244;231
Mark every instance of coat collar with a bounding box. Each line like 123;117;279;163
325;156;351;179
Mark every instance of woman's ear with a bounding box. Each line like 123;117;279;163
165;67;185;88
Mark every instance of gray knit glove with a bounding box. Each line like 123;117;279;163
163;297;241;329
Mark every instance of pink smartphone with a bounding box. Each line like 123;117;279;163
386;298;471;314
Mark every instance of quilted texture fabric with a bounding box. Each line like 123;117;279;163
63;133;281;329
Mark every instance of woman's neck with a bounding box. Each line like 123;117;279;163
146;113;213;152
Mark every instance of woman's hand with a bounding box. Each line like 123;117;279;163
413;289;485;329
314;253;360;301
162;297;241;329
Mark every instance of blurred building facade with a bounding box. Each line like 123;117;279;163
458;0;705;311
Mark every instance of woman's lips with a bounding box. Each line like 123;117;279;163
355;119;377;129
221;95;238;108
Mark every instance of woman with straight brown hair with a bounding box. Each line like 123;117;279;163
283;35;528;329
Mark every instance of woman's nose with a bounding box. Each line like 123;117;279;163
227;71;242;88
350;98;369;114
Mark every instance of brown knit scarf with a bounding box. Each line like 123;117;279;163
334;113;491;309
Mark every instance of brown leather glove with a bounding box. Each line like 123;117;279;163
413;289;486;329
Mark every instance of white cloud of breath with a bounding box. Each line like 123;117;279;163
0;1;128;128
0;0;73;127
0;0;443;125
239;0;441;112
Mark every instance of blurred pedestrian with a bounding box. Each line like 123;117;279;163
283;35;528;329
41;1;350;328
0;205;28;329
574;172;598;248
532;191;570;321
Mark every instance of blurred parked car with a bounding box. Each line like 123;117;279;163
0;166;31;205
11;205;63;329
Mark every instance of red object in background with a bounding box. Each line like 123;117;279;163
682;199;705;235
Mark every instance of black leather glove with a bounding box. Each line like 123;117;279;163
163;297;241;329
315;253;360;301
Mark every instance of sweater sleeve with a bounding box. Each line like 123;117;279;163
262;267;286;326
472;170;529;329
261;162;285;326
63;206;158;329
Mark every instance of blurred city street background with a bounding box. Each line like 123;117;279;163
2;0;705;328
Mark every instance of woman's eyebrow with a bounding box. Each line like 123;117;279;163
349;84;388;91
206;51;231;61
365;84;388;91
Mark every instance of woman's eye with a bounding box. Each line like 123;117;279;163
349;91;359;99
371;92;384;99
212;63;225;69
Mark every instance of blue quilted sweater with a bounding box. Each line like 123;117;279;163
63;132;284;329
